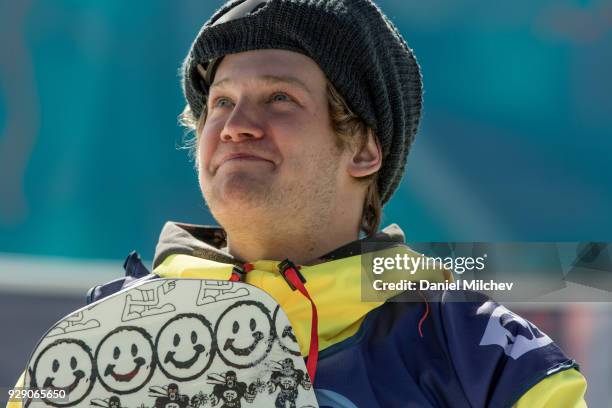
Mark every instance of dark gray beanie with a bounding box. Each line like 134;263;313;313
182;0;423;205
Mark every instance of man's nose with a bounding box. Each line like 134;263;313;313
220;103;264;142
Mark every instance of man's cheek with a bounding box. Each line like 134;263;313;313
198;125;221;167
197;142;214;175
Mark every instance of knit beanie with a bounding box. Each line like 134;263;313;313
182;0;423;205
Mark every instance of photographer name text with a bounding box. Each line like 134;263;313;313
372;279;514;291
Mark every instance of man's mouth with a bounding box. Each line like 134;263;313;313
104;357;145;382
224;332;264;356
164;344;206;369
42;370;84;394
216;153;272;171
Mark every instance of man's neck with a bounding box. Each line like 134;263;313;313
225;228;360;265
223;214;361;265
214;184;367;265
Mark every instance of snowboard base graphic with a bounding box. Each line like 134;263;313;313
23;279;319;408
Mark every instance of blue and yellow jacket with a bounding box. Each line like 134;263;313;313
8;222;587;407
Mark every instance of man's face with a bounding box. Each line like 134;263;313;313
198;49;350;225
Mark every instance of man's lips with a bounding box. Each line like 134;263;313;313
215;153;273;171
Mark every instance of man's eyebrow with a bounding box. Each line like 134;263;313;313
210;75;313;95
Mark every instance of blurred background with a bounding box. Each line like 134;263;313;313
0;0;610;406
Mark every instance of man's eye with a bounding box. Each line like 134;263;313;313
212;97;233;108
270;93;291;103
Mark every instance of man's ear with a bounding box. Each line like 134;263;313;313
347;129;382;178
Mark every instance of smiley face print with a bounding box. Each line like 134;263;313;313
273;305;301;356
30;338;95;407
215;300;274;368
155;313;215;381
95;326;156;394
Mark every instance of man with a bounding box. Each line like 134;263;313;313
8;0;588;407
162;0;588;406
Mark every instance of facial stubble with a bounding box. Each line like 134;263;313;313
200;146;343;232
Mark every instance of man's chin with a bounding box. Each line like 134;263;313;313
207;178;273;208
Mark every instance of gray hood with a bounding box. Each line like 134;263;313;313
153;221;407;269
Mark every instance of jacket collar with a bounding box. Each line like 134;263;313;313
153;221;407;268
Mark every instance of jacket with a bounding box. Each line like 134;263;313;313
7;222;587;408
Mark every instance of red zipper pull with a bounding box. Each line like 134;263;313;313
279;259;319;383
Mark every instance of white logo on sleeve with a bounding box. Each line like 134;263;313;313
478;302;552;359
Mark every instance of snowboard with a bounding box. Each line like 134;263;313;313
22;278;319;408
